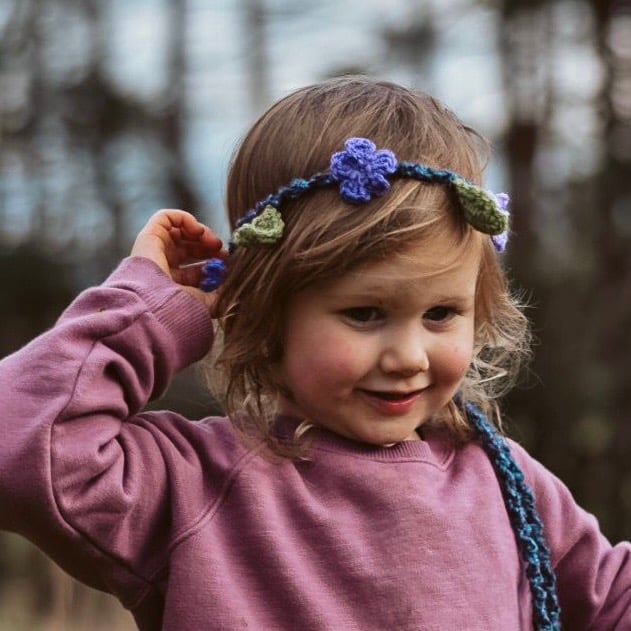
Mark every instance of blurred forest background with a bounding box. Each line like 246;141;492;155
1;0;631;628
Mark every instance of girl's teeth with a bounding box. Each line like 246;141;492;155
376;392;409;400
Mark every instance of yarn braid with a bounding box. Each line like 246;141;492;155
465;402;562;630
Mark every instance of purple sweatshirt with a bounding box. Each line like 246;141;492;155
0;257;630;630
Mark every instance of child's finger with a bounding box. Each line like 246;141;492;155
172;211;223;250
137;209;214;247
175;242;226;265
132;209;223;273
172;263;205;288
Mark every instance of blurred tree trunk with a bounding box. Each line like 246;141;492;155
381;6;436;88
163;0;199;213
497;0;574;456
243;0;270;116
82;0;127;262
25;0;47;242
0;0;42;241
500;0;631;540
587;0;631;540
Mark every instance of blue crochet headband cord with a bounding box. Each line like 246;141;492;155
198;137;510;293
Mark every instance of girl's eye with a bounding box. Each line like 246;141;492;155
342;307;384;324
424;306;455;322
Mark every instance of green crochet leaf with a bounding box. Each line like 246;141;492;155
233;206;285;246
452;179;508;236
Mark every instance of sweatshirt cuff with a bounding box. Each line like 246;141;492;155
105;256;214;367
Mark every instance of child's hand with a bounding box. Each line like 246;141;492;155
131;209;226;311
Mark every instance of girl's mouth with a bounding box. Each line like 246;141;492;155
371;391;415;400
361;389;422;400
357;389;424;415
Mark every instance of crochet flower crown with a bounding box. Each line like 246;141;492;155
199;137;510;292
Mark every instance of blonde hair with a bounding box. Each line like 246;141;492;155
206;77;529;456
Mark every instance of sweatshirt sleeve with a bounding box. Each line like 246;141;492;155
0;256;214;606
509;440;631;629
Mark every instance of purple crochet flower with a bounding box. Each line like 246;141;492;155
199;258;227;292
330;138;397;203
490;192;510;252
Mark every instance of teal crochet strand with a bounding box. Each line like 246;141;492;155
464;402;562;631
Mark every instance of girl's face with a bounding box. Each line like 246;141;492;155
277;235;480;446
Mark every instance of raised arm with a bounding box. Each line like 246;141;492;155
0;210;224;599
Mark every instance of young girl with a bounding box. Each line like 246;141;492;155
0;77;629;630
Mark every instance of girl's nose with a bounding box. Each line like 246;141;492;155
379;329;430;377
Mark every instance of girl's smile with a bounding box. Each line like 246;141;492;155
357;388;425;416
277;234;481;446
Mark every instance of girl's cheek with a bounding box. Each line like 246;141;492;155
447;343;475;378
310;334;366;384
313;345;358;379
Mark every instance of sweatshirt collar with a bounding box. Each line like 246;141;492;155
272;415;454;467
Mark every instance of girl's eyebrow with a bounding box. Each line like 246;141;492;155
333;279;476;300
429;293;476;304
327;286;475;308
327;282;391;297
327;289;386;302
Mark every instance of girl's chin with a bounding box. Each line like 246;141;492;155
336;425;423;446
276;398;423;446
